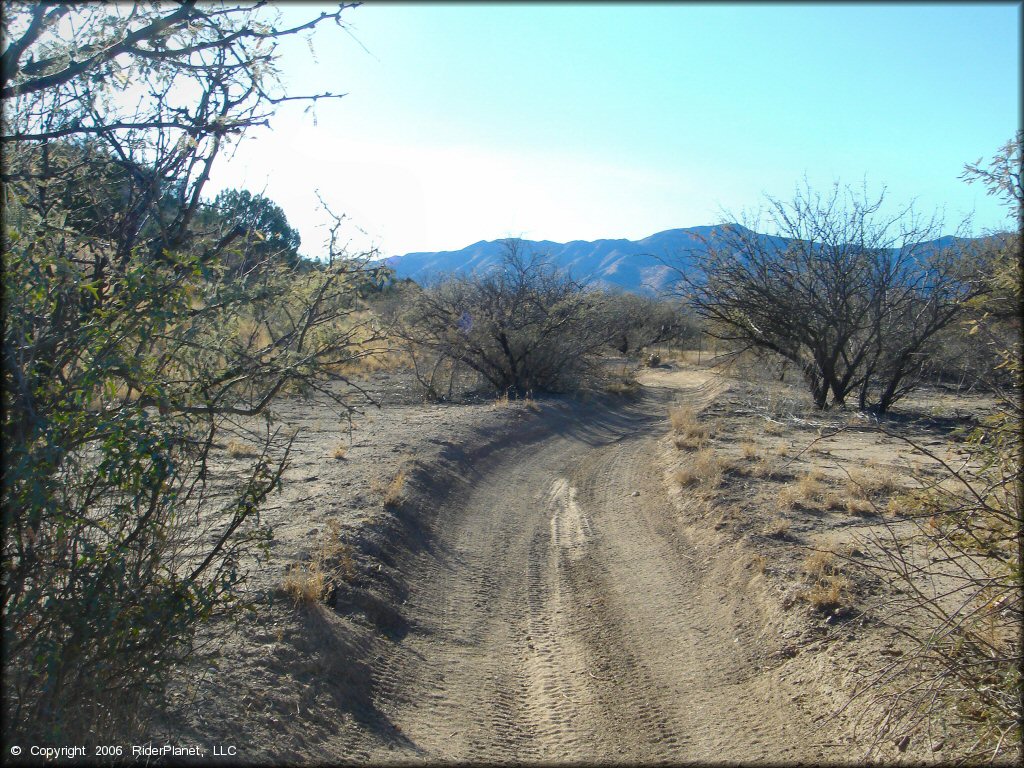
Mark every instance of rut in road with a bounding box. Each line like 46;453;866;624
364;376;829;763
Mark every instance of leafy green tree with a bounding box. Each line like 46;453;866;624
2;1;381;745
210;188;302;273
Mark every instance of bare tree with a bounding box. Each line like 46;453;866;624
674;181;981;412
396;239;607;398
596;291;699;358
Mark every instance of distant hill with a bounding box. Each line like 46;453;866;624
383;226;991;296
384;226;740;295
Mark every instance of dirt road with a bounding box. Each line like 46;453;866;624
358;370;832;764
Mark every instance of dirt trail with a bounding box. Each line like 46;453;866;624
358;369;833;764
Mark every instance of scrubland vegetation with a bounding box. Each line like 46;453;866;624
1;1;1018;762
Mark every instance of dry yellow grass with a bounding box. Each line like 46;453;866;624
795;470;826;501
775;485;797;511
283;561;330;605
822;490;847;511
669;406;710;437
331;444;348;460
803;573;851;611
802;548;837;579
740;441;759;460
227;439;260;458
672;448;730;490
845;466;903;499
845;496;876;515
672;465;700;487
763;419;785;435
282;520;356;606
372;467;408;509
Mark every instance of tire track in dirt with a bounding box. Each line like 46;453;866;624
362;374;828;763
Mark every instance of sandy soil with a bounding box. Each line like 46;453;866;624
156;359;1002;764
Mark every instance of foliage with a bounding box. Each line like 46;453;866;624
848;136;1022;763
1;0;377;745
675;181;980;412
596;291;699;357
208;188;302;275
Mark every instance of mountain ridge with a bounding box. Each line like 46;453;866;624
383;225;986;296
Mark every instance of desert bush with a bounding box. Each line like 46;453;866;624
1;1;373;746
595;291;699;357
674;181;983;412
395;240;608;397
845;136;1022;763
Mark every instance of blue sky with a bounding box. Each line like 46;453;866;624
204;2;1021;258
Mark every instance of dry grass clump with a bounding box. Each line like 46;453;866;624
778;469;827;510
283;560;330;605
332;342;412;377
775;484;800;511
372;466;408;509
606;378;640;396
740;441;760;460
773;440;790;457
804;573;851;611
802;548;837;578
763;419;785;435
331;444;348;460
669;406;711;448
845;466;903;500
845;496;877;515
282;520;356;606
823;490;847;511
672;448;729;490
800;548;851;611
227;439;260;458
796;468;826;499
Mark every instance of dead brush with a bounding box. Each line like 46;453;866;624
673;448;729;490
226;439;260;458
777;469;826;510
522;397;542;412
740;441;760;460
669;405;711;442
796;468;826;499
372;466;408;509
845;465;903;500
763;515;790;538
282;520;357;606
800;547;851;611
283;560;330;606
803;573;851;612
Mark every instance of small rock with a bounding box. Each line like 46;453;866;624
931;739;944;752
630;491;640;497
895;735;911;752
